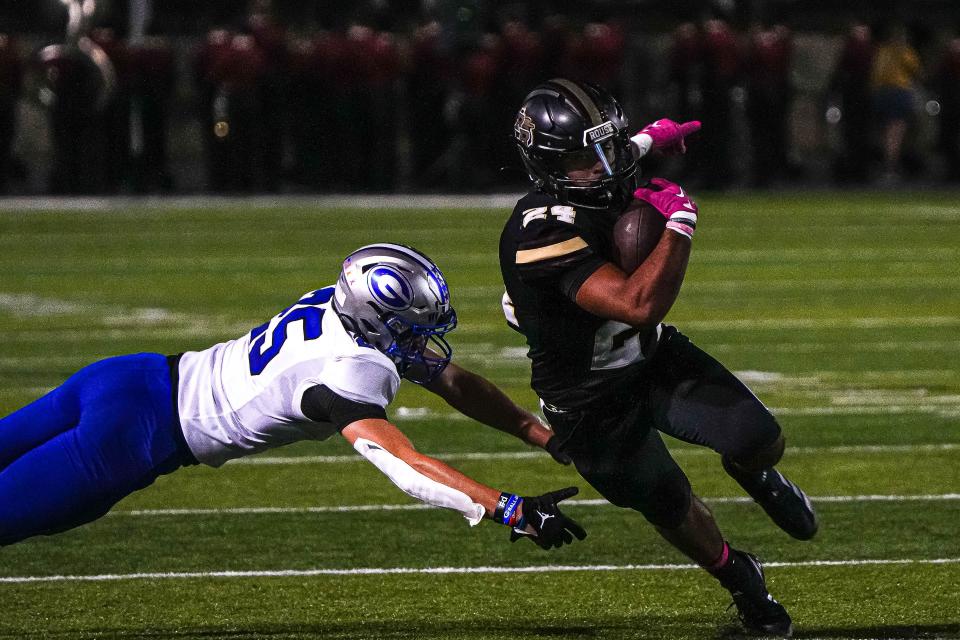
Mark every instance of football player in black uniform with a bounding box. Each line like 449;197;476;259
499;79;818;637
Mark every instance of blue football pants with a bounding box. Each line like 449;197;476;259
0;353;193;545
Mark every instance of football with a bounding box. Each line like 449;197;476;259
610;200;666;272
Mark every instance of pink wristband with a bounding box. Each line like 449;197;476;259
666;220;695;239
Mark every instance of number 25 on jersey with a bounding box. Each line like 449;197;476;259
248;288;334;375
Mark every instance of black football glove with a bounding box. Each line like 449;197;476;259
509;486;587;550
544;435;572;465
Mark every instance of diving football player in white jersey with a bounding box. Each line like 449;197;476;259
0;243;584;549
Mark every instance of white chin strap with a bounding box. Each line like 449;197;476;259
353;438;485;526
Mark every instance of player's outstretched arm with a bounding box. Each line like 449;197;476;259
340;419;584;547
342;418;494;524
631;118;701;157
422;360;570;464
576;179;697;327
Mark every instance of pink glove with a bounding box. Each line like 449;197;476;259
632;119;701;155
633;178;698;239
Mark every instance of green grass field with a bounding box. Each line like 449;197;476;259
0;192;958;639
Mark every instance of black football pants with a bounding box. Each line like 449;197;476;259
542;325;782;529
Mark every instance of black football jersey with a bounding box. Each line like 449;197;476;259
499;190;660;409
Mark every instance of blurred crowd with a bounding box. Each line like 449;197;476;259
669;16;960;188
190;8;629;194
830;20;960;184
2;8;960;194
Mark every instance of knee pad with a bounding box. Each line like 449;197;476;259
727;426;784;471
722;405;784;466
638;468;692;529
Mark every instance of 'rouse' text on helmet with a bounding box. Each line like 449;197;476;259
514;78;640;211
333;243;457;384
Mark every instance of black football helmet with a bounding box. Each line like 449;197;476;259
514;78;640;212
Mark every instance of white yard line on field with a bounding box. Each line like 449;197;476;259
228;442;960;466
710;341;960;353
680;278;960;293
4;324;255;343
2;291;957;334
692;248;959;263
2;193;959;214
458;316;960;332
0;194;527;212
1;557;957;584
107;494;960;518
0;293;178;324
774;405;960;417
680;316;960;330
455;279;960;299
389;404;960;423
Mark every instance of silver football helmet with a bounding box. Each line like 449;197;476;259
332;243;457;383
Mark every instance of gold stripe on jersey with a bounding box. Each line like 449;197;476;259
516;237;589;264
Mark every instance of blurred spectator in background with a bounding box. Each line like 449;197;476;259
829;22;875;184
195;29;268;192
693;16;740;189
0;34;22;193
454;32;502;189
560;20;626;93
247;3;288;193
934;34;960;182
541;14;572;79
409;2;501;191
88;28;128;193
42;44;116;194
33;0;118;195
666;22;702;183
745;22;794;186
289;16;400;193
407;18;453;189
287;28;347;190
870;21;921;184
669;22;702;129
127;35;175;192
496;18;545;184
344;21;401;192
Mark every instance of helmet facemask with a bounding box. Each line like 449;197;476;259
523;130;639;211
382;308;457;384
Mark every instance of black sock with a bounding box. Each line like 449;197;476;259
706;544;761;593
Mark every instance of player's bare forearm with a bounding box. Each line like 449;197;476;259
424;362;552;448
576;230;690;326
629;230;691;321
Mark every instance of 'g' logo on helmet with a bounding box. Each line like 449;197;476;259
514;107;535;148
367;266;414;311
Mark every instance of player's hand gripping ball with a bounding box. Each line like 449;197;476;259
613;178;699;272
633;178;699;242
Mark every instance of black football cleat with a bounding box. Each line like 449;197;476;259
722;457;819;540
724;551;794;637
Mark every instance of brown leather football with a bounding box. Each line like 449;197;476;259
610;201;666;273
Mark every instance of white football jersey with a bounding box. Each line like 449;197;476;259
176;287;400;467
